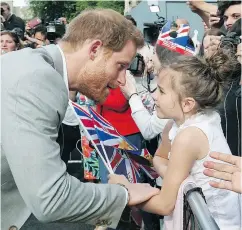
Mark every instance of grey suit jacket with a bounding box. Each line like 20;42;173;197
1;45;126;230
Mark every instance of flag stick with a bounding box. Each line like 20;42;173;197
95;133;114;174
69;100;113;174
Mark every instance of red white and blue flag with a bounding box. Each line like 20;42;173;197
70;101;157;180
88;106;138;151
99;146;142;183
70;101;100;145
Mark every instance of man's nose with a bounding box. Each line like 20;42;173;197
117;71;126;86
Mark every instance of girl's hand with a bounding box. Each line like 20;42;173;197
120;72;137;99
108;174;160;206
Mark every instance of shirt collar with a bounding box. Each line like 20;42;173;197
56;44;69;96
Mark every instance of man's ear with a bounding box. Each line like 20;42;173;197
181;97;196;113
88;40;103;60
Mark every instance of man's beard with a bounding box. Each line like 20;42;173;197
76;60;110;103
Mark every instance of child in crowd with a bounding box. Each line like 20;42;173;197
109;49;241;229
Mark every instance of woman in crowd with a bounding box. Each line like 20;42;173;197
109;49;241;229
1;30;21;54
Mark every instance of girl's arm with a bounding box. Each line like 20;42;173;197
130;95;168;140
153;120;173;178
138;127;209;216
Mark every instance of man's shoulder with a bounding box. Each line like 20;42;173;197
10;14;24;22
2;48;54;75
2;48;65;95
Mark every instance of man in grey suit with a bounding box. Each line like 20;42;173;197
1;9;159;230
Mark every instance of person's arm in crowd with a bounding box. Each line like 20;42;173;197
24;34;46;46
109;127;203;215
153;120;173;178
3;67;159;228
129;95;168;140
1;15;5;29
121;72;168;140
187;0;218;27
203;152;242;194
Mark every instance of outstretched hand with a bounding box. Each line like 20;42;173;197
120;72;137;99
108;174;160;206
186;0;205;13
203;152;242;194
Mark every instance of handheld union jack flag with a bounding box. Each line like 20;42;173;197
70;101;100;145
99;146;142;183
88;106;138;151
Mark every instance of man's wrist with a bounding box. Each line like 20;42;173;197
117;183;130;205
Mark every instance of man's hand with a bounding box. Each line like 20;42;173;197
203;152;242;194
209;12;222;28
120;72;137;99
25;22;31;31
0;15;5;23
108;174;160;206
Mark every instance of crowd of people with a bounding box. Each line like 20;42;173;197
1;0;241;230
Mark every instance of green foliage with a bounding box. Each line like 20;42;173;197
28;1;76;22
96;1;125;14
75;1;98;13
28;1;125;22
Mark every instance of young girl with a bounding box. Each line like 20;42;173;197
109;50;241;229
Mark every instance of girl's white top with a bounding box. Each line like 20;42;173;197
168;111;241;230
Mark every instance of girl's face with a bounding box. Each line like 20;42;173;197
153;68;183;120
1;34;18;54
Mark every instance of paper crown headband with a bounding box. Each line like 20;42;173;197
156;21;195;56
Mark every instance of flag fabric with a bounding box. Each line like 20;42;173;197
128;148;153;160
130;158;159;180
71;101;158;180
139;165;159;180
88;106;138;151
97;145;142;183
157;21;195;56
70;101;100;145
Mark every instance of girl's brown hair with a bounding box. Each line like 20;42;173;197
166;50;240;110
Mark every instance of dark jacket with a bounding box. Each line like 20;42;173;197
3;14;25;37
219;78;241;157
